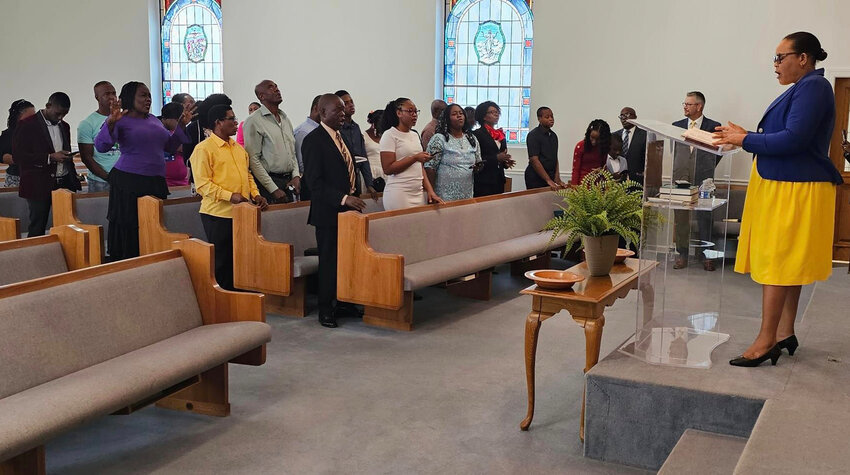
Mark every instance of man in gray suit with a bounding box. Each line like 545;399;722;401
672;91;722;271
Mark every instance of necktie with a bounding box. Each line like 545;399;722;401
622;129;630;156
689;121;697;153
335;131;356;194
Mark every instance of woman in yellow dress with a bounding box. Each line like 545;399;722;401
714;32;843;367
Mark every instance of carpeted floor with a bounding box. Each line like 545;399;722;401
45;260;793;474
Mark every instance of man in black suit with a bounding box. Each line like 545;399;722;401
303;94;367;328
13;92;81;236
613;107;647;186
672;91;722;271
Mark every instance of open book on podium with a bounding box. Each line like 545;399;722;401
680;127;736;153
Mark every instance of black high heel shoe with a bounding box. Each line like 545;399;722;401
777;335;799;356
729;345;782;367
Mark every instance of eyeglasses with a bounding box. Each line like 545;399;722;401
773;52;800;64
220;116;238;122
618;114;635;119
682;102;699;107
399;108;420;115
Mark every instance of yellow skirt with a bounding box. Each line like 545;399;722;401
735;160;837;285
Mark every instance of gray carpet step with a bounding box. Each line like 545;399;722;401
658;429;747;475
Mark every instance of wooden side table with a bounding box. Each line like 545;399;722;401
519;258;656;440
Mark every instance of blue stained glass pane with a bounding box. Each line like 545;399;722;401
513;21;523;42
457;87;466;105
446;46;456;65
511;44;521;64
498;87;509;107
445;65;455;85
499;65;510;86
522;88;531;98
477;66;489;85
490;66;500;85
501;2;512;21
466;66;476;84
467;88;477;105
456;44;465;64
520;130;529;142
468;3;479;21
459;22;468;43
523;62;532;85
489;0;499;20
509;88;519;107
521;105;530;128
501;22;512;44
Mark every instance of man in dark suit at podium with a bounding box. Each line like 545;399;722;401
672;91;722;271
303;94;366;328
613;107;647;186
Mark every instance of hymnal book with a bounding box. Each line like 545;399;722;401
659;184;698;196
647;196;698;206
652;194;698;203
681;128;724;152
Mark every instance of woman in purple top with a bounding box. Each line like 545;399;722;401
95;81;192;260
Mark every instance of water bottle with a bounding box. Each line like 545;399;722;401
699;178;715;199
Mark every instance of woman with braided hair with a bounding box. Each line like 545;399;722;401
424;103;482;201
571;119;611;185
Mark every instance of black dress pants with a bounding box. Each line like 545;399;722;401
315;225;338;317
26;199;51;237
201;213;234;291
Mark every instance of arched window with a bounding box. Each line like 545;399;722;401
161;0;223;105
444;0;533;144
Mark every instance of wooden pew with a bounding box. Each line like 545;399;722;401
337;188;566;331
51;189;107;264
0;217;19;242
0;238;270;474
138;195;204;255
0;187;30;233
0;225;90;286
233;196;384;317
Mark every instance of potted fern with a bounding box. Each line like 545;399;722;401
545;169;644;276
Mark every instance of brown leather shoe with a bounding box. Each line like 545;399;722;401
703;260;716;271
673;257;688;269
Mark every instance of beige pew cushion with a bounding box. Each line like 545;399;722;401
293;256;319;278
0;241;68;286
163;201;206;239
0;321;271;461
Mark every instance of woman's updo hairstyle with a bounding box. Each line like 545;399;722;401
784;31;827;64
380;97;410;132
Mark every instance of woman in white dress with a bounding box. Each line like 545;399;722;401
379;97;442;210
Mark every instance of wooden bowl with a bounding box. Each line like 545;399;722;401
614;248;636;263
525;270;585;290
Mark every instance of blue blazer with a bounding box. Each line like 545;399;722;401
742;68;842;184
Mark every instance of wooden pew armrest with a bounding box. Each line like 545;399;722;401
49;225;90;270
138;196;191;255
337;211;405;309
173;238;266;365
232;202;292;295
0;216;20;242
51;189;103;264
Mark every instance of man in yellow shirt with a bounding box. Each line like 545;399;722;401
190;104;268;290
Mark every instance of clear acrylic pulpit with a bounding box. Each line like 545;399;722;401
618;119;744;368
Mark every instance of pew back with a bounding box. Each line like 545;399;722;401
0;225;90;286
0;254;203;399
0;187;31;232
367;191;559;265
138;196;204;255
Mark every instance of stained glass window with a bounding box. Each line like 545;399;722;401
161;0;223;106
444;0;533;144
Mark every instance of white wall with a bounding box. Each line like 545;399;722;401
0;0;156;135
3;0;850;183
222;0;439;133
